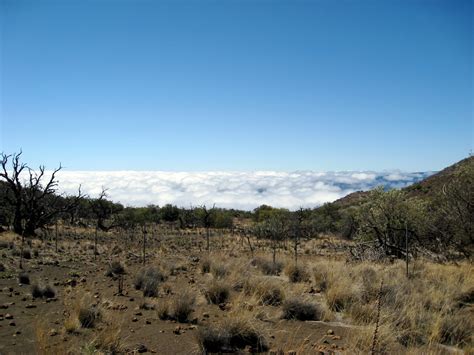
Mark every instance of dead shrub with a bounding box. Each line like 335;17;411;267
253;258;283;276
255;280;285;306
18;271;30;284
285;264;310;283
31;283;56;299
134;266;166;297
171;291;196;323
205;281;230;304
282;298;323;321
197;317;268;353
211;263;229;279
200;258;212;274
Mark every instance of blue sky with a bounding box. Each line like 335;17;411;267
0;0;472;172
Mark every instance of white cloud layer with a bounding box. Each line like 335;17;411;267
52;170;433;210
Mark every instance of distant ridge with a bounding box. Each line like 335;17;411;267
331;156;474;208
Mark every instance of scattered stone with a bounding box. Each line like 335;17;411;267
327;329;334;335
132;317;138;322
25;304;36;309
202;313;210;318
5;314;13;319
145;319;152;324
134;311;142;316
135;343;147;353
173;326;181;334
49;329;58;337
9;321;16;326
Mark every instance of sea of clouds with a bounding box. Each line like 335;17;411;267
54;170;433;210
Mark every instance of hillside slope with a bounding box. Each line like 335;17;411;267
331;155;474;208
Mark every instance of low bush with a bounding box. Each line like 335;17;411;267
134;266;166;297
18;272;30;284
205;281;230;304
31;284;56;299
197;317;268;353
282;298;323;321
285;264;310;283
200;258;212;274
253;258;284;276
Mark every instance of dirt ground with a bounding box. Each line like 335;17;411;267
0;228;466;354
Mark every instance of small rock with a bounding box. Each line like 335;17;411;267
173;326;181;334
49;329;58;337
25;304;36;309
5;314;13;319
132;317;138;322
136;343;147;353
327;329;334;335
9;321;16;326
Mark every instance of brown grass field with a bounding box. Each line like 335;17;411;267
0;226;472;354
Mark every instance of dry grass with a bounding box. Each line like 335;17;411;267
311;258;474;351
205;280;231;304
252;257;284;275
244;277;285;306
282;297;324;321
196;315;269;353
133;266;166;297
157;289;196;322
285;263;310;283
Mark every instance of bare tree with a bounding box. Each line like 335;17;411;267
0;151;83;236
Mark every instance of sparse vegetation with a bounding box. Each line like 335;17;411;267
205;281;231;304
18;271;30;284
0;153;472;354
31;283;56;299
282;297;323;321
134;266;166;297
252;257;284;275
197;317;269;353
285;263;310;283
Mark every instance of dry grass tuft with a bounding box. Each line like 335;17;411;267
253;257;284;275
285;263;310;283
282;297;323;321
205;280;231;304
196;316;268;353
134;266;166;297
